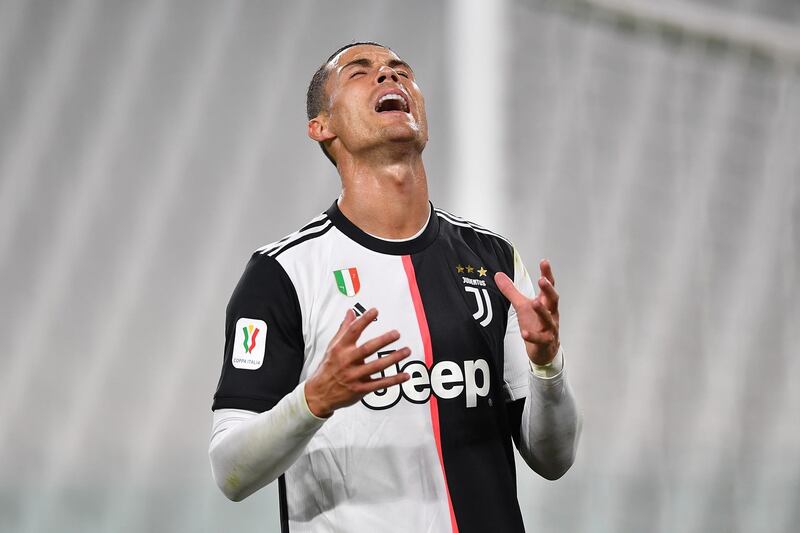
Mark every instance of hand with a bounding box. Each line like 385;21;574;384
305;308;411;418
494;259;560;366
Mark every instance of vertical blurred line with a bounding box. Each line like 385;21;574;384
0;0;97;265
675;69;765;533
0;0;99;450
775;77;800;533
662;56;747;533
738;73;800;533
103;1;318;528
662;1;764;530
527;10;600;254
446;0;508;230
512;9;602;529
690;71;799;533
9;0;169;530
773;112;800;533
567;30;673;533
0;0;28;86
0;0;164;439
604;50;744;533
18;0;242;526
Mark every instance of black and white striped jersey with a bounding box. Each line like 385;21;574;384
212;199;539;533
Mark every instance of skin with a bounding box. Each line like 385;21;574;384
304;45;560;418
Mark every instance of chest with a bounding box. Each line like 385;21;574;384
301;241;510;387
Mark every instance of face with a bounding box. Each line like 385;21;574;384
312;45;428;160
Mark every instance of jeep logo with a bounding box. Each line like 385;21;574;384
361;352;491;410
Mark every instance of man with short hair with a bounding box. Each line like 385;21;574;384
209;41;580;533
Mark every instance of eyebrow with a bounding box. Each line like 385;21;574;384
339;57;414;74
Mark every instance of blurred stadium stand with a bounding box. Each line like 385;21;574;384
0;1;797;532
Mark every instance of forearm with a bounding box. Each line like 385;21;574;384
518;348;581;480
209;381;327;501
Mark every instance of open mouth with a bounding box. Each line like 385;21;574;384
374;93;410;113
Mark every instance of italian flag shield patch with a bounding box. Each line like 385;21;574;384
333;267;360;296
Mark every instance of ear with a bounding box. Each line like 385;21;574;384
308;115;336;144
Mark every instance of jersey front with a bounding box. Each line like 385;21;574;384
213;200;536;533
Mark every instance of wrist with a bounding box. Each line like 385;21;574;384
529;345;564;379
528;342;559;366
303;379;333;419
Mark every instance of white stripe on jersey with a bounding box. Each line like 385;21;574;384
264;221;332;258
255;214;330;256
434;209;512;246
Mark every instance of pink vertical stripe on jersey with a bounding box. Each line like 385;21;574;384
401;255;460;533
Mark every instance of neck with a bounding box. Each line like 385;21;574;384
336;151;430;239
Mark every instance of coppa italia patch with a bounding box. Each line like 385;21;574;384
232;318;267;370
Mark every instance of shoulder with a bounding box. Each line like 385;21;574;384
231;211;333;301
433;206;514;254
253;211;334;260
433;207;516;275
232;209;337;308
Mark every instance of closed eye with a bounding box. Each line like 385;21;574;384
350;71;366;79
398;71;410;78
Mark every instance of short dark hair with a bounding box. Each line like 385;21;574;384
306;41;391;167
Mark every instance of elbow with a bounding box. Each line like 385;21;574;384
537;450;575;481
521;445;577;481
219;476;247;502
210;446;249;502
213;468;251;502
224;490;247;503
541;409;582;481
528;423;581;481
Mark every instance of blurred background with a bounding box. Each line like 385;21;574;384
0;0;798;532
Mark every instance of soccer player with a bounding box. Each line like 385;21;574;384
209;42;581;533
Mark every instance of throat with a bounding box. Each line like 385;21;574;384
337;190;430;241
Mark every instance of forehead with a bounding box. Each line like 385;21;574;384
328;44;407;72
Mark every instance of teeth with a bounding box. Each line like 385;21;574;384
377;93;408;111
379;94;404;103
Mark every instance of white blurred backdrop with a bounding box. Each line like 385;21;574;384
0;1;798;532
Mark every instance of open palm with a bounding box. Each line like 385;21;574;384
494;259;560;366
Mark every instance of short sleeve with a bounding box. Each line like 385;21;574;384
502;247;536;402
212;252;305;413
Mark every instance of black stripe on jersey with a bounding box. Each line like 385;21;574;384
507;397;525;448
434;209;512;246
257;214;329;255
279;475;289;533
269;222;333;258
409;247;525;533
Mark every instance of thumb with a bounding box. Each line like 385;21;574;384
494;271;527;309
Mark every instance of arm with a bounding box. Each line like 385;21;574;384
211;270;410;502
209;383;326;501
498;251;581;479
518;347;581;480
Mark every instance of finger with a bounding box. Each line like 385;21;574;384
356;347;411;378
531;298;558;331
520;327;557;346
354;330;402;360
494;271;528;309
331;308;357;343
358;372;410;394
539;259;555;287
537;277;559;314
341;307;379;344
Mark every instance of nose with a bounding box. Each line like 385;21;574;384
376;65;399;84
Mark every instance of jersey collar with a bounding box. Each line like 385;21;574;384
325;199;439;255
